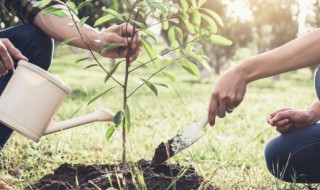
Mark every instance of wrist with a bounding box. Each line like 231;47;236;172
307;102;320;123
234;58;256;83
82;27;101;53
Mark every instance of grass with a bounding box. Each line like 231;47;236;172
0;46;318;189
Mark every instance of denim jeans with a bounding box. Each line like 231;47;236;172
265;67;320;183
0;25;53;151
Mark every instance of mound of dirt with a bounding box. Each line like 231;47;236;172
27;159;219;190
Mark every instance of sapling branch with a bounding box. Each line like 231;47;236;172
121;1;139;166
127;55;185;99
67;8;123;87
129;35;207;73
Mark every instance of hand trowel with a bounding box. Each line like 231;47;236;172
151;115;208;166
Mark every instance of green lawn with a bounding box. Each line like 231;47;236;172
0;46;318;189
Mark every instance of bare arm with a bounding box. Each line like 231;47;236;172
33;4;140;61
208;28;320;126
241;28;320;82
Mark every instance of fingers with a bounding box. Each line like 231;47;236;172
268;118;290;127
269;108;290;119
270;111;291;123
2;39;28;61
276;123;292;134
129;47;141;63
0;39;28;76
208;97;218;126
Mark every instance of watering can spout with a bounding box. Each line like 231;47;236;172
44;108;114;135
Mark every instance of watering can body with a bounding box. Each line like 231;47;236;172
0;60;114;142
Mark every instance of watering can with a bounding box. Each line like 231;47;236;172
0;60;115;142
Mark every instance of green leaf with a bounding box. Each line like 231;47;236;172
169;18;180;24
192;10;201;29
210;35;233;46
103;8;124;21
162;71;176;82
198;0;208;7
162;20;169;30
200;13;217;33
145;0;156;11
174;27;183;43
75;57;90;64
160;48;171;56
100;43;123;53
185;50;202;62
113;110;125;128
66;1;78;15
168;27;178;48
190;0;197;8
200;8;224;27
141;37;161;67
104;61;121;83
58;38;77;46
142;29;157;42
84;64;98;70
180;59;199;77
202;26;218;36
154;83;169;88
78;16;89;28
154;3;168;18
34;0;51;7
131;20;146;29
77;0;92;9
200;60;211;73
182;18;195;34
141;78;158;96
106;125;115;140
42;7;68;18
125;105;131;132
94;15;116;27
180;0;189;13
87;87;115;106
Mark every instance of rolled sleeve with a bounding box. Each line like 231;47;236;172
1;0;65;24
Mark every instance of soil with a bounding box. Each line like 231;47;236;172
151;141;174;166
27;159;220;190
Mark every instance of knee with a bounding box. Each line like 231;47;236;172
12;25;53;70
314;66;320;100
264;136;294;182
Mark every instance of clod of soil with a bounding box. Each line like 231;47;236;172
151;141;174;166
27;159;220;190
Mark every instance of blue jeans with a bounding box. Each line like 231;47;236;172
265;67;320;183
0;25;53;151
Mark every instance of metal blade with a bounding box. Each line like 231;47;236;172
151;117;207;166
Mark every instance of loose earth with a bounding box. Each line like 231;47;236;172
27;159;220;190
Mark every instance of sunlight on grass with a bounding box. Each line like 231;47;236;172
0;46;317;189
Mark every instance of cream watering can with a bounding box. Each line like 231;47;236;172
0;60;115;142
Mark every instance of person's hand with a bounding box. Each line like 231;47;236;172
267;108;318;134
94;23;141;63
208;66;248;126
0;38;28;76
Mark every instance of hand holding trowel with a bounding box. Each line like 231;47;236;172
151;114;209;166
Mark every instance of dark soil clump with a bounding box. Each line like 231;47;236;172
27;159;219;190
151;141;175;166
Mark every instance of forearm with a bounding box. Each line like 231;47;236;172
33;4;100;52
238;28;320;83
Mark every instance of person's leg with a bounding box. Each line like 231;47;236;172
264;66;320;183
265;125;320;183
0;24;54;150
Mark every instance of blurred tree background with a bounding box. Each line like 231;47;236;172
0;0;318;77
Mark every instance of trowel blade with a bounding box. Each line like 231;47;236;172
151;121;206;166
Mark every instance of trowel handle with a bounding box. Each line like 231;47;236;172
198;115;208;130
